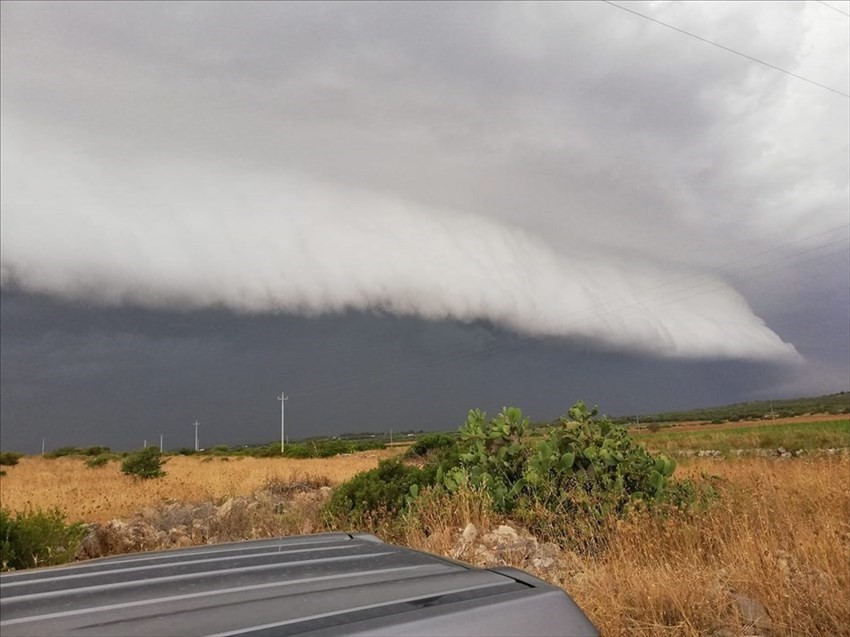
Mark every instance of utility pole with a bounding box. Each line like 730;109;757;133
390;429;393;445
194;420;200;452
277;392;288;454
41;438;45;457
144;440;147;448
160;434;164;452
769;403;776;424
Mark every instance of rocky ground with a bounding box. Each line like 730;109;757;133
75;485;794;637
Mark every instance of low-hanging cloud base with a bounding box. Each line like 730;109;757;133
0;153;800;363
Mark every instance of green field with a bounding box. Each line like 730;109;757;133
634;419;850;452
612;391;849;424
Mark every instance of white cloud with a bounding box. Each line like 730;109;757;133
1;130;799;361
2;1;846;364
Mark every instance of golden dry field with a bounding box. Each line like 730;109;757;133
399;455;850;637
572;455;850;636
0;449;404;524
1;448;849;635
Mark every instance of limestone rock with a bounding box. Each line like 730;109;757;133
733;593;773;633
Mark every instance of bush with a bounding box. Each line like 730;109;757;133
45;446;82;459
252;444;282;458
523;402;678;516
438;402;682;517
120;447;166;479
0;452;24;466
85;453;114;468
439;407;531;511
330;401;700;549
312;440;350;458
405;433;456;459
83;446;110;456
279;439;386;459
327;459;435;526
282;444;313;459
0;508;86;570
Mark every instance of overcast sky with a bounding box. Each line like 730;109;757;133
2;1;848;453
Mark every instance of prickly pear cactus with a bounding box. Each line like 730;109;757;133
444;407;530;510
439;400;679;515
528;401;677;516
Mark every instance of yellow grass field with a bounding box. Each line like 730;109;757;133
0;449;404;524
1;449;848;635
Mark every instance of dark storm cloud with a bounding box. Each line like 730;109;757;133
0;290;821;453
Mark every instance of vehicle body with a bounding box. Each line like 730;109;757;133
0;532;598;636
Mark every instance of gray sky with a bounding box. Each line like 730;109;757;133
1;1;848;452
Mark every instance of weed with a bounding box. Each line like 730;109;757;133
0;508;86;571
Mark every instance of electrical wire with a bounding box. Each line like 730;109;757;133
288;3;850;400
602;0;850;99
816;1;850;18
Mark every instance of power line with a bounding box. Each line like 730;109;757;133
816;1;850;18
509;224;850;330
602;0;850;99
611;240;850;324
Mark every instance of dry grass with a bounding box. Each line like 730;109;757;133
2;451;848;636
0;449;402;523
358;456;850;637
561;456;850;636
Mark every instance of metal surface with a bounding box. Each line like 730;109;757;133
0;532;598;637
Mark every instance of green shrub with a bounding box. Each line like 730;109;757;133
85;453;114;468
279;439;386;459
331;401;700;548
327;459;435;526
45;446;82;459
83;446;110;456
439;407;530;511
120;447;166;479
313;440;349;458
0;508;86;570
348;441;387;453
523;402;677;518
282;444;312;459
0;452;24;466
405;433;456;459
252;444;281;458
437;401;681;517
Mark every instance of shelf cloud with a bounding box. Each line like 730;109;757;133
1;143;799;362
3;1;845;364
